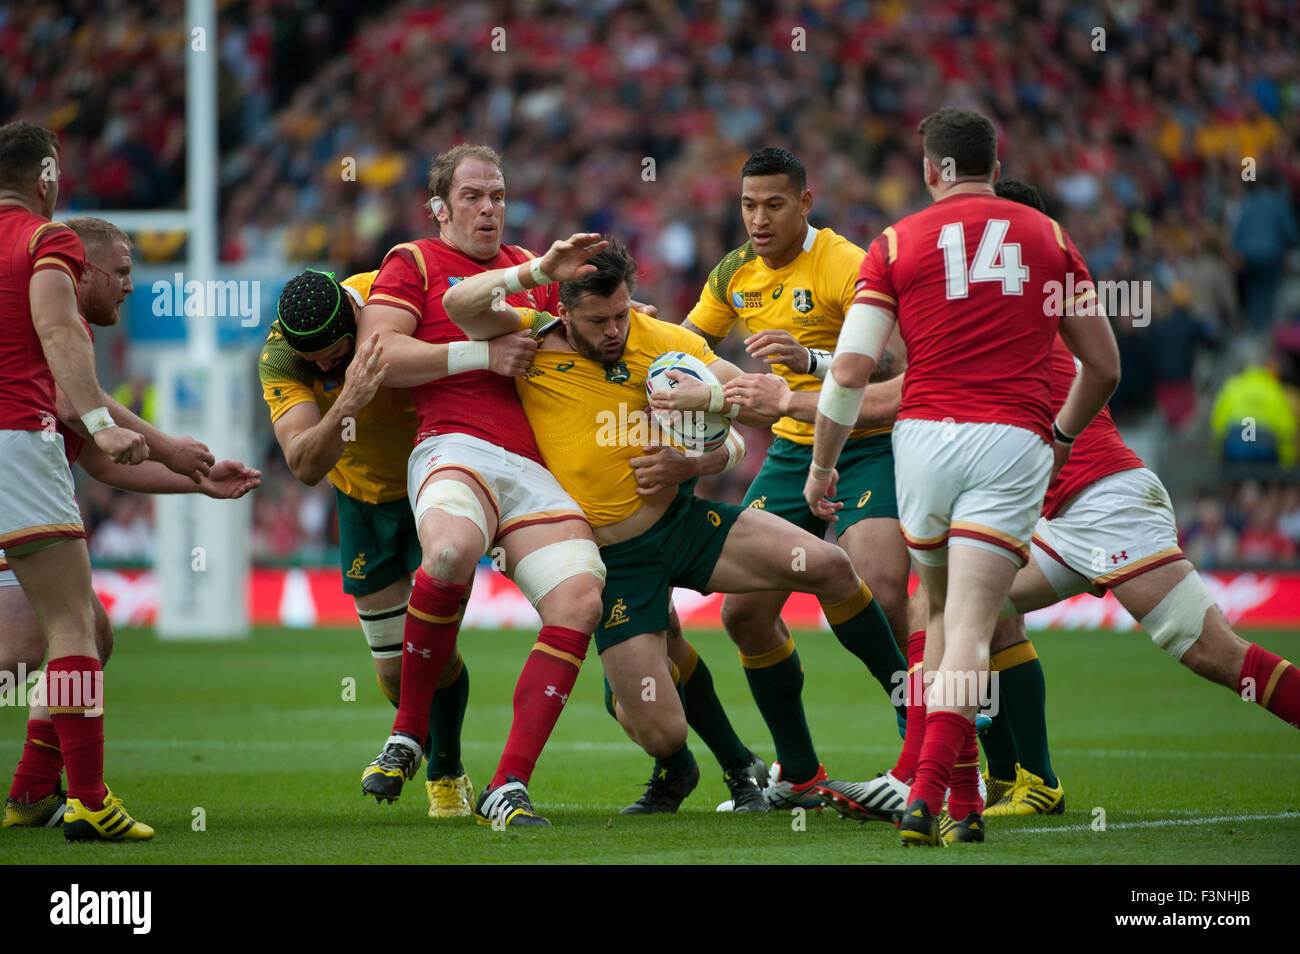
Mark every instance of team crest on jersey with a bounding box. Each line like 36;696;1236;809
792;287;814;313
604;361;630;383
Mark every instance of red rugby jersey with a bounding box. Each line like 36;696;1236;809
857;193;1096;443
368;238;558;464
1042;337;1143;518
0;207;85;431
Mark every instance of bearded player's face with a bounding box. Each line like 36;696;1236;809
439;158;506;262
562;285;632;364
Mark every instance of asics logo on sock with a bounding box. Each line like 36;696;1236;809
406;642;432;659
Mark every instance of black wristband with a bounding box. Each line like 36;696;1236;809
1052;420;1076;445
806;348;817;376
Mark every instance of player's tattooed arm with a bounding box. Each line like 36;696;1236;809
869;349;897;382
680;319;724;350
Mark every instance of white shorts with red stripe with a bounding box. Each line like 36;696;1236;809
892;419;1051;567
407;431;585;547
0;430;84;558
1031;466;1184;597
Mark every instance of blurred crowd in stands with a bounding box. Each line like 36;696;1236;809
5;0;1299;566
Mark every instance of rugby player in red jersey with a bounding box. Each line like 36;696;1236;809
806;108;1121;845
2;214;260;831
1;123;159;841
356;145;605;827
974;178;1300;816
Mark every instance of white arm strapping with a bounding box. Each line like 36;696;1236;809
817;378;865;427
720;428;746;473
836;302;895;359
447;340;491;375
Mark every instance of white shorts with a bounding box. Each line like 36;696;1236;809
407;431;585;549
1032;467;1185;597
0;430;84;556
893;419;1051;567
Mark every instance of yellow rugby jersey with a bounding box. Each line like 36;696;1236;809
258;270;417;504
513;309;718;527
687;224;888;443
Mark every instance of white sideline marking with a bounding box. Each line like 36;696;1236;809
1013;811;1300;834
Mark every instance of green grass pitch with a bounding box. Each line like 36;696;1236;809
2;625;1297;864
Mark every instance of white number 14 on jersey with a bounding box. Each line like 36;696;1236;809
937;219;1029;298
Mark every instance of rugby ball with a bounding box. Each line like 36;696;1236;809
645;351;730;453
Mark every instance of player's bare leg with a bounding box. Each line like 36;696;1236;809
482;518;602;809
839;517;911;651
9;540;151;840
4;591;114;827
355;577;412;705
706;507;901;804
1111;561;1298;728
906;546;1017;842
361;471;492;804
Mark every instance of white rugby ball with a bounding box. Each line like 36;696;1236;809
645;351;730;453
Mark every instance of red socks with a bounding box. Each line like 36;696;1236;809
909;710;970;816
1240;644;1300;729
490;625;590;788
892;630;927;783
7;718;63;803
46;655;106;810
391;571;465;742
946;722;983;820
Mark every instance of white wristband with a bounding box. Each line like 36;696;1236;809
807;348;832;380
81;406;115;435
708;383;725;414
502;265;526;295
529;258;552;287
447;340;491;375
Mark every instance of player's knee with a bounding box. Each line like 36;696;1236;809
518;539;605;631
720;595;770;639
1140;571;1217;664
422;542;475;582
640;715;688;759
812;545;858;599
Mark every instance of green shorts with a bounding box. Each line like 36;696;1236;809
335;489;422;597
595;492;746;653
743;434;898;538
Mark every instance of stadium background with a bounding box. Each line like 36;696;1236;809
3;0;1296;631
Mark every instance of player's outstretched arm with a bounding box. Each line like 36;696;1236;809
725;372;902;429
79;442;261;498
443;232;607;339
30;269;146;465
56;387;214;483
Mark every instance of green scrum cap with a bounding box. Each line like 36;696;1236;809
276;269;355;353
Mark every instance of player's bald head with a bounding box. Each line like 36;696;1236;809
917;108;998;181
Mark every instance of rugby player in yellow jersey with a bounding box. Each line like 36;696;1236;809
666;148;910;801
443;235;899;810
260;268;535;817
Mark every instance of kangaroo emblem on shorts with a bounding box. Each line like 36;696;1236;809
605;598;630;627
748;496;767;509
346;553;367;579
